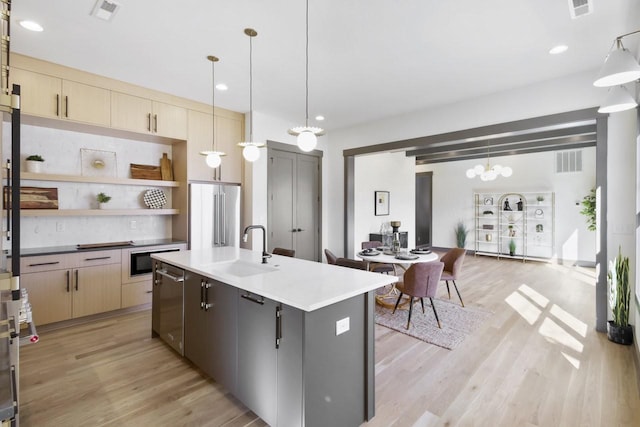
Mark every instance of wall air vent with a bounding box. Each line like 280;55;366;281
91;0;120;21
568;0;593;19
556;150;583;173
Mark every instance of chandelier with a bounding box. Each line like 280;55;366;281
466;141;512;181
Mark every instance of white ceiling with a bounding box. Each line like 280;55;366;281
9;0;639;132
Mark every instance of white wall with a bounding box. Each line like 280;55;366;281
4;123;173;248
326;69;604;256
353;152;415;257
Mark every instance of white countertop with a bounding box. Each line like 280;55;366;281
152;247;398;312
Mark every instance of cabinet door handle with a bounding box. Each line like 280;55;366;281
64;95;69;118
84;256;110;261
56;94;60;117
66;270;70;292
241;292;264;305
153;114;158;133
275;305;282;349
200;280;205;309
204;282;213;311
74;269;79;291
28;261;60;267
147;113;152;132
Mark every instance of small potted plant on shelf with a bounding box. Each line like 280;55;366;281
607;246;633;345
508;239;516;256
536;195;544;204
96;192;112;209
25;154;44;173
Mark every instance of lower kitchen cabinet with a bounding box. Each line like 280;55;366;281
184;272;237;393
20;250;122;325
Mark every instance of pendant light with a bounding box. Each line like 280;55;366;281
199;55;226;168
237;28;264;162
594;31;640;87
597;85;638;114
466;141;512;181
288;0;324;152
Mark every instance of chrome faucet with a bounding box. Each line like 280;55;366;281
243;225;271;264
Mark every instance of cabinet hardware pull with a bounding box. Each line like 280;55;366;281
204;282;212;311
75;269;79;291
28;261;60;267
147;113;151;132
200;280;205;309
297;228;303;232
66;270;70;292
84;256;110;261
156;269;184;282
64;95;69;118
56;94;60;116
153;114;158;132
276;305;282;349
241;293;264;305
145;290;152;294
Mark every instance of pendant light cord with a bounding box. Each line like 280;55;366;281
305;0;309;127
249;34;254;142
211;59;216;152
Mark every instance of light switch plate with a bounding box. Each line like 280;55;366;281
336;317;350;336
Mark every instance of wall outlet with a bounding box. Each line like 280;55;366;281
336;317;350;336
56;222;64;232
129;220;137;230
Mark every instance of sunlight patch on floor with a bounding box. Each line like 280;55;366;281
550;304;588;337
505;291;541;325
538;317;584;353
518;284;549;308
561;351;581;369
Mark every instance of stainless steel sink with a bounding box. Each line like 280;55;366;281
210;260;278;277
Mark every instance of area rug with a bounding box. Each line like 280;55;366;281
375;299;492;350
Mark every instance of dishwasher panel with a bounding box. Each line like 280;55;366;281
152;262;185;355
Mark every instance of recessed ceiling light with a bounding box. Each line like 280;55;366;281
315;115;325;121
215;83;228;91
549;45;568;55
19;20;44;32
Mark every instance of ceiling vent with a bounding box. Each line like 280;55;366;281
556;150;583;173
91;0;120;21
568;0;593;19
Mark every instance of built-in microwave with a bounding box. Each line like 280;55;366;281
130;248;180;277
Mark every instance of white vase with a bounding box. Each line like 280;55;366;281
26;160;43;173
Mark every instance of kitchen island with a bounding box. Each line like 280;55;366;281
151;246;398;427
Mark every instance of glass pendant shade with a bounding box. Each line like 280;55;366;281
594;47;640;87
205;152;222;168
466;162;512;181
297;130;317;152
597;85;638;113
242;144;261;162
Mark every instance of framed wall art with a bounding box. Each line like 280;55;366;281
374;191;389;216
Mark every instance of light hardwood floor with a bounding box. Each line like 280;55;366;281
19;253;640;426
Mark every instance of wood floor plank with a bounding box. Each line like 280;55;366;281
18;253;640;426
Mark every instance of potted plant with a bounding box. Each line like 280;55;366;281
25;154;44;173
536;195;544;204
508;239;516;256
96;192;112;209
607;247;633;345
580;188;596;231
454;221;468;248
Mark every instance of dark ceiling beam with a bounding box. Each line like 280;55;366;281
415;139;596;165
343;107;599;157
405;124;596;157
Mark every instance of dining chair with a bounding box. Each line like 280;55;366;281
361;241;394;274
392;261;445;329
439;248;466;307
335;258;368;270
324;248;338;265
272;247;295;257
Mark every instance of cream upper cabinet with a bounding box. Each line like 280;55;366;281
187;109;215;181
187;109;244;183
111;91;187;140
10;68;111;127
216;114;244;183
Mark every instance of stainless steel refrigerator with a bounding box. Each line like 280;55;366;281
189;182;241;250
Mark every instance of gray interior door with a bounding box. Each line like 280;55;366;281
268;145;321;261
415;172;432;248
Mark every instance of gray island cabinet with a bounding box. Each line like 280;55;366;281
152;247;397;427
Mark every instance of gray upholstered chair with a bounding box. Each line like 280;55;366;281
272;247;295;257
392;261;445;329
361;241;394;274
440;248;466;307
324;248;338;265
335;257;368;270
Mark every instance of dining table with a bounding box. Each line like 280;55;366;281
357;249;439;307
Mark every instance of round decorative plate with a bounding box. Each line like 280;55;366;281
143;189;166;209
